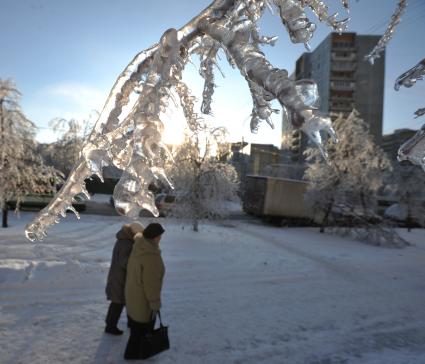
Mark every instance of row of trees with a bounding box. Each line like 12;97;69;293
1;78;423;238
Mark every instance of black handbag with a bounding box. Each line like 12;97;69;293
140;311;170;359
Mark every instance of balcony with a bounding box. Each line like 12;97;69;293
330;75;355;82
330;96;354;103
332;45;356;52
332;40;355;51
330;102;354;112
331;63;357;72
331;52;356;62
330;80;355;91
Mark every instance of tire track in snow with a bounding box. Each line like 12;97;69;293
236;223;364;283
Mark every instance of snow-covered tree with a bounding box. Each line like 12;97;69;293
304;110;407;246
0;79;60;227
44;115;94;177
168;126;239;232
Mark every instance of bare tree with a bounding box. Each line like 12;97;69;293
0;79;60;227
168;126;239;231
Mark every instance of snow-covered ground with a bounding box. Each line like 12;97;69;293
1;212;425;364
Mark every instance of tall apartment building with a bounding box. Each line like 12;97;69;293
285;32;385;162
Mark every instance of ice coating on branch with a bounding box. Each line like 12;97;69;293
197;36;220;115
365;0;407;65
175;79;204;132
398;124;425;172
394;57;425;169
300;109;338;160
274;0;316;47
394;58;425;91
26;0;354;241
25;29;181;240
25;162;90;241
112;28;180;217
300;0;350;34
415;108;425;119
295;79;320;109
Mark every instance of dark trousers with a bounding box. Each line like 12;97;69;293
124;317;156;360
105;302;125;328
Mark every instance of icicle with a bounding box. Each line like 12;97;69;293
198;36;220;115
67;205;80;219
394;57;425;168
273;0;317;45
301;110;338;160
365;0;407;65
297;0;349;33
398;124;425;172
394;58;425;91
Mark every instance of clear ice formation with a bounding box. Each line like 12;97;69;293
395;58;425;170
394;58;425;91
398;124;425;172
365;0;407;65
26;0;401;241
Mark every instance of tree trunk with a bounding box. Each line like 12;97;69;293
192;218;199;232
406;210;412;233
2;207;8;228
360;190;367;220
192;164;201;233
320;200;333;233
406;193;412;232
1;100;6;228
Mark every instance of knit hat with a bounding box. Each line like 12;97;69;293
143;223;165;239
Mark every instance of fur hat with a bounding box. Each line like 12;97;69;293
122;222;144;239
129;222;144;235
143;223;165;239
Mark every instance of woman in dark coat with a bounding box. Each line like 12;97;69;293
104;222;144;335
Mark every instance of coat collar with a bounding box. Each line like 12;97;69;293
134;235;161;254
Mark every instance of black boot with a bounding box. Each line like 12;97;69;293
124;318;155;359
105;302;125;334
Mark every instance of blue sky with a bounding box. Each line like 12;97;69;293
1;0;425;146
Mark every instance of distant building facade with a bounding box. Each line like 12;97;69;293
248;144;280;175
285;32;385;162
229;141;250;190
382;128;417;162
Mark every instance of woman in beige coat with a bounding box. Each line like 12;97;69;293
124;223;165;360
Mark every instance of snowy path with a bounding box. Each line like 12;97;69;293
1;213;425;363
